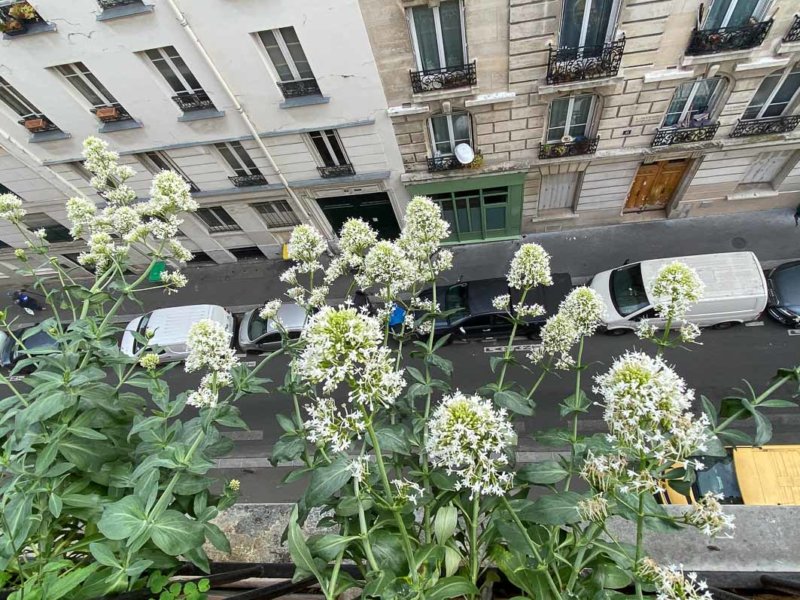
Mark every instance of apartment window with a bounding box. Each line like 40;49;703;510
144;46;215;113
253;200;301;229
738;150;794;189
431;187;516;242
547;95;594;141
0;77;40;119
662;78;722;127
196;206;241;233
0;183;14;195
215;142;267;187
140;151;199;192
308;130;355;178
55;62;132;123
258;28;321;98
560;0;619;50
742;64;800;120
429;112;472;157
704;0;767;29
409;1;466;72
23;213;71;243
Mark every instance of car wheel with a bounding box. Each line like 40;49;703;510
711;321;737;330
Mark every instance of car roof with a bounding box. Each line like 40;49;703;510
466;278;509;315
771;261;800;304
145;304;225;346
266;303;307;334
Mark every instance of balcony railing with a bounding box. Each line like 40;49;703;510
18;114;59;133
229;173;268;187
171;90;215;112
651;123;719;146
207;223;242;233
546;38;625;85
317;164;355;178
730;115;800;137
97;0;140;7
538;136;599;160
410;61;477;94
90;103;133;123
784;15;800;42
686;19;773;55
276;78;322;99
426;149;482;172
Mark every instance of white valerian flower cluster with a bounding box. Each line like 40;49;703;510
160;270;188;293
507;243;553;290
559;286;606;337
636;319;657;340
304;397;366;453
397;196;451;277
679;322;702;344
348;455;372;484
649;261;705;322
184;319;239;409
492;294;511;311
259;299;283;321
359;240;415;300
139;353;160;372
637;559;712;600
577;494;609;522
514;303;545;319
684;492;735;537
594;352;710;462
392;478;424;506
0;194;25;223
287;223;327;268
580;450;628;492
339;218;378;271
426;391;516;498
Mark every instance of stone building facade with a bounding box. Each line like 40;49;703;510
358;0;800;242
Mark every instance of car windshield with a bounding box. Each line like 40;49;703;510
12;330;56;362
133;313;152;353
610;264;650;317
444;284;468;323
248;314;271;341
692;453;743;504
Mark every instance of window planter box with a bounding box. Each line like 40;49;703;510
229;173;268;187
22;117;49;132
539;136;599;159
317;164;356;178
95;106;120;121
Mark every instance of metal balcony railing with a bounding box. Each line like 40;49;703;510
97;0;141;7
784;15;800;42
229;173;268;187
18;114;59;133
317;164;355;178
686;19;773;55
538;136;599;160
171;90;215;112
410;61;477;94
276;78;322;99
651;123;719;146
546;38;625;85
730;115;800;137
426;149;481;172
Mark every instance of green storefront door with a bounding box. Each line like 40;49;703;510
317;192;401;240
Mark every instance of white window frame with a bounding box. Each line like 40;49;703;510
663;77;722;128
0;77;40;118
213;142;262;177
139;151;199;192
560;0;622;48
742;64;800;120
258;28;314;83
252;200;301;229
307;130;349;167
195;206;241;232
703;0;770;28
56;62;118;109
407;0;468;71
547;95;595;142
428;112;472;157
144;46;203;95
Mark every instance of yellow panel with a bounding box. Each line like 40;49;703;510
734;446;800;506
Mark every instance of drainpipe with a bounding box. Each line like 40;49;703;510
163;0;313;226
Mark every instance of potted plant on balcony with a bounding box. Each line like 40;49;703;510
22;116;47;132
95;105;120;122
7;1;37;21
0;17;26;35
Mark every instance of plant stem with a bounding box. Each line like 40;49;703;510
419;275;438;544
469;494;481;595
354;478;380;573
496;288;529;390
657;316;673;357
715;374;791;433
634;461;646;600
565;336;585;491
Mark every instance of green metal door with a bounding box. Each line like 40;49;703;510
317;192;401;240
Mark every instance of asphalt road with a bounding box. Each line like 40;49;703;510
162;317;800;503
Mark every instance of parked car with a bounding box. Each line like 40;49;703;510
120;304;234;363
417;273;572;341
660;445;800;506
238;302;308;352
589;252;767;334
0;326;58;372
766;260;800;326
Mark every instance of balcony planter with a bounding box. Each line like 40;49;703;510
538;136;599;159
22;117;47;132
95;106;120;122
0;18;26;35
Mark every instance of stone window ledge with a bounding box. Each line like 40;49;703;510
537;75;624;97
2;21;56;39
681;48;755;66
388;104;430;118
464;92;516;107
177;108;225;123
411;86;477;103
29;130;71;144
734;57;791;72
776;40;800;55
644;69;697;84
726;188;779;201
99;119;143;133
279;95;330;109
96;2;153;21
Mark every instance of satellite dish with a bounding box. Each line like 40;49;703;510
454;143;475;165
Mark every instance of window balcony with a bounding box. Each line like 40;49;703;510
730;115;800;137
0;2;55;38
410;61;477;94
651;123;719;146
276;78;322;99
426;149;482;172
784;15;800;43
18;114;59;134
171;91;215;112
546;38;625;85
538;136;599;160
96;0;152;20
317;164;356;178
206;223;241;233
686;19;773;55
229;173;268;187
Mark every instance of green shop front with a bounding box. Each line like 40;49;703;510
407;173;524;243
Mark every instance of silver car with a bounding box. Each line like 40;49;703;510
237;302;308;352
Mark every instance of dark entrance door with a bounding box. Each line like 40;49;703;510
317;192;401;239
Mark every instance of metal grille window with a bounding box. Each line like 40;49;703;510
144;46;214;112
196;206;241;233
55;62;118;108
22;213;71;243
408;0;466;72
662;78;722;127
547;95;593;141
140;151;199;192
253;200;301;229
742;64;800;120
215;142;266;187
258;28;314;83
431;187;510;243
429;113;471;156
0;77;40;118
704;0;767;29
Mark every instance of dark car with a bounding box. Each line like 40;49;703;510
766;260;800;326
0;327;58;371
418;273;572;341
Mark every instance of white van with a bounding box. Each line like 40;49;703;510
120;304;235;362
589;252;767;333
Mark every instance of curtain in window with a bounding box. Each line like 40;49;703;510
547;98;570;141
439;1;464;67
412;6;441;71
705;0;759;29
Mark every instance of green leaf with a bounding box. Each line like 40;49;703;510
48;494;63;519
89;542;120;568
151;510;205;556
98;496;147;541
426;352;453;376
371;424;411;455
759;398;798;409
425;576;479;600
519;491;582;526
716;428;752;446
271;435;305;466
753;411;773;446
406;366;428;385
494;389;534;416
35;440;60;474
413;543;444;570
68;426;107;441
444;546;461;577
370;530;408;576
276;413;296;433
308;534;356;561
4;493;33;549
204;522;231;554
18;392;76;428
559;390;590;417
287;505;325;585
135;469;160;513
433;505;457;545
517;461;568;485
593;561;633;590
45;563;99;600
700;395;718;427
304;456;352;507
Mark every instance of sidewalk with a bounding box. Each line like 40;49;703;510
4;206;800;320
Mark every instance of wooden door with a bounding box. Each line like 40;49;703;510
624;159;690;212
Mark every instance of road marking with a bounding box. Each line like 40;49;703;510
483;343;540;353
744;321;764;327
9;375;23;382
789;329;800;336
243;360;256;367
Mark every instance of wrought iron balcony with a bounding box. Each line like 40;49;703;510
97;0;141;7
730;115;800;137
784;15;800;42
171;90;215;112
229;173;268;187
276;78;322;99
317;164;355;178
651;123;719;146
426;149;481;172
90;103;133;123
538;136;599;160
686;19;773;55
410;61;477;94
18;114;59;133
546;38;625;85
